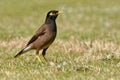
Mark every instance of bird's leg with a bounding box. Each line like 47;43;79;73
36;55;41;62
35;50;41;62
42;48;48;62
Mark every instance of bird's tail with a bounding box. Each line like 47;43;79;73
14;49;24;58
14;45;32;58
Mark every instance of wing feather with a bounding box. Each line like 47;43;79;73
27;25;46;46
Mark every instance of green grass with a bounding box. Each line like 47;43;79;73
0;0;120;80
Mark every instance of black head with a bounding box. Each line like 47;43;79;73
46;10;62;20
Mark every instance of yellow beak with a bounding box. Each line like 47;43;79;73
57;11;62;14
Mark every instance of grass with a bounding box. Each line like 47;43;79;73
0;0;120;80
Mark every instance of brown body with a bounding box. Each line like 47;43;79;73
14;10;62;60
31;24;57;50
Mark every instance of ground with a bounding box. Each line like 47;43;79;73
0;0;120;80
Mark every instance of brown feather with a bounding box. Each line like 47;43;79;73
15;10;62;60
27;25;46;46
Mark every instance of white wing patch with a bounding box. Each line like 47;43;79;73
23;45;32;52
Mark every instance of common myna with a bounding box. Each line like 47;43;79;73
14;10;62;61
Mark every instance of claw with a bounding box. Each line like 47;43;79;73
35;55;41;62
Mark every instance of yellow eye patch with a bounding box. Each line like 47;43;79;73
49;11;62;16
49;12;56;16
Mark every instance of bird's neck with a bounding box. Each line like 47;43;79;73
45;18;56;24
45;18;57;32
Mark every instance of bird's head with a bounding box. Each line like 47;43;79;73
46;10;62;20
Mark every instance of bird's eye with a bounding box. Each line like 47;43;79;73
49;12;56;16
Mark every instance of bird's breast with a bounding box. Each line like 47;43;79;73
32;31;56;49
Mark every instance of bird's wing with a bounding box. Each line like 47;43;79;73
27;25;46;46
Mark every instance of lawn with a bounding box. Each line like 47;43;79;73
0;0;120;80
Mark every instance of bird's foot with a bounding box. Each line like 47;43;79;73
35;55;42;62
43;56;48;62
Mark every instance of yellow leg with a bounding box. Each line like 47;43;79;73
35;55;41;62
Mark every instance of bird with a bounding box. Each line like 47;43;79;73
14;10;62;61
